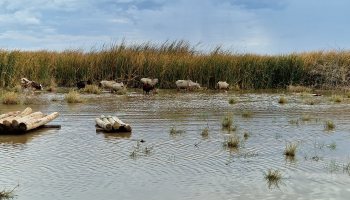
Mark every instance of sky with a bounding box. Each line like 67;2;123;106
0;0;349;54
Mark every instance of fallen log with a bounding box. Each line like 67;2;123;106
112;116;132;132
95;118;112;131
19;112;59;132
12;112;44;127
0;111;20;120
1;107;32;127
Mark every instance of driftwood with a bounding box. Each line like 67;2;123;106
19;112;59;131
0;108;60;134
95;115;132;132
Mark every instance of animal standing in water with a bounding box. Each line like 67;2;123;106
140;78;158;94
76;80;92;89
175;80;201;91
217;81;229;90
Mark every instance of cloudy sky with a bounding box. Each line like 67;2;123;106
0;0;349;54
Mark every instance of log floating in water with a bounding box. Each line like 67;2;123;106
0;107;60;134
19;112;59;132
95;115;132;132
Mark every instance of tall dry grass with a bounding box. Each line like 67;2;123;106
1;41;350;89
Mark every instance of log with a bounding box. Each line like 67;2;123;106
111;116;132;132
1;107;32;127
0;111;20;120
12;112;44;127
106;116;120;130
19;112;59;131
95;118;112;131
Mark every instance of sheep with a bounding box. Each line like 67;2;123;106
99;80;125;93
176;80;201;91
140;78;158;94
217;81;229;90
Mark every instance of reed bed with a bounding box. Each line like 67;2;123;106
1;42;350;89
1;91;20;105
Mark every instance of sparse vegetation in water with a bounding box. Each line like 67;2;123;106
327;142;337;150
278;96;287;104
284;142;297;157
243;131;250;140
324;120;335;131
170;126;184;135
12;85;22;93
65;90;83;103
1;92;20;105
330;95;343;103
242;110;253;118
201;127;209;138
301;114;312;121
223;135;240;149
288;119;299;125
82;84;101;94
264;169;283;189
229;98;236;104
222;115;233;129
327;160;341;173
304;98;318;105
47;78;57;92
0;184;18;200
343;162;350;175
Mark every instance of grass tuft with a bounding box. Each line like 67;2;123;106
264;169;283;189
65;90;83;103
324;120;335;131
222;115;233;128
0;184;18;200
242;110;253;118
284;142;297;157
228;98;236;104
201;127;209;138
1;92;20;105
330;95;343;103
287;85;312;93
82;84;101;94
278;96;287;104
223;135;240;149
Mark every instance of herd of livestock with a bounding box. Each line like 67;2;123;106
21;77;230;94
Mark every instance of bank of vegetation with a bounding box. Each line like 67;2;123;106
0;41;349;89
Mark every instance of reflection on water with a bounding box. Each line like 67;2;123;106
1;91;350;200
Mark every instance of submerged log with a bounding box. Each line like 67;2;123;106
95;118;112;131
19;112;59;131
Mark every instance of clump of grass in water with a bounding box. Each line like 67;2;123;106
65;90;83;103
0;184;18;199
222;115;233;128
324;120;335;131
1;92;20;105
47;78;57;92
264;169;283;189
330;95;343;103
228;98;236;104
243;131;250;140
278;96;287;104
223;135;240;149
82;84;101;94
242;110;253;118
301;114;311;121
284;142;297;157
170;126;184;135
327;142;336;150
201;127;209;138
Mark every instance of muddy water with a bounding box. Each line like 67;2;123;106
1;91;350;200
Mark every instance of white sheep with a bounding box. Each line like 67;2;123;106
217;81;229;90
176;80;201;91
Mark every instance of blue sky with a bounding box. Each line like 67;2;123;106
0;0;349;54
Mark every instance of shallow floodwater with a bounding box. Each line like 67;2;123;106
1;91;350;200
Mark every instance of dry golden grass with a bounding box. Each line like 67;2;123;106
287;85;312;93
65;90;83;103
1;92;20;105
278;96;287;104
82;84;101;94
284;142;297;157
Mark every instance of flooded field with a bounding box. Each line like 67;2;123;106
1;90;350;200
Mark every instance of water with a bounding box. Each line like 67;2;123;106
1;91;350;200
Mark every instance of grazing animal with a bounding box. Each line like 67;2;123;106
21;78;43;91
140;78;158;94
217;81;229;90
77;80;92;89
99;80;125;93
176;80;201;91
